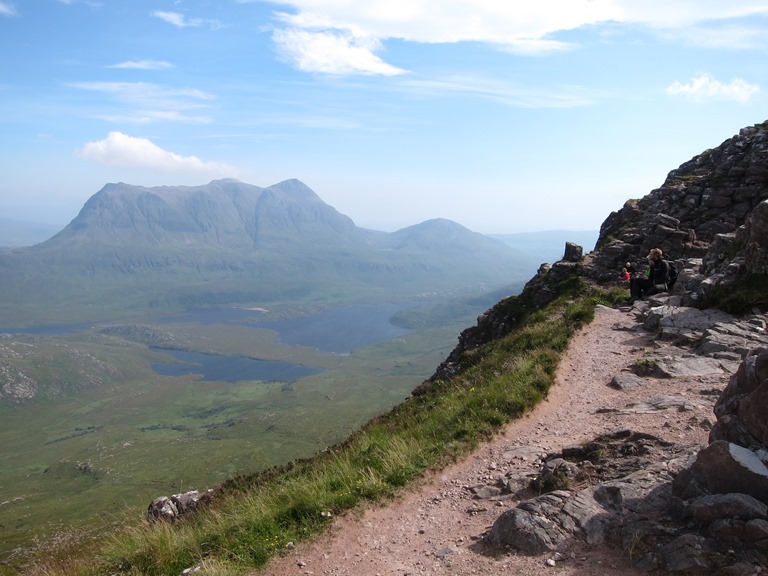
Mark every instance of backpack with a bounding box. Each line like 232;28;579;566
666;260;679;288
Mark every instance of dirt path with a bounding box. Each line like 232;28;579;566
257;305;720;575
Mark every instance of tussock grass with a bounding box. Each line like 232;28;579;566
20;279;621;576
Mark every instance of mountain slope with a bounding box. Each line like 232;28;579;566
0;179;532;324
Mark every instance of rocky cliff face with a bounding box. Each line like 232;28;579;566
595;121;768;259
426;120;768;574
432;120;768;381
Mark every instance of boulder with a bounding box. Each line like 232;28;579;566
672;441;768;504
147;489;212;522
711;352;768;447
741;199;768;274
688;493;768;525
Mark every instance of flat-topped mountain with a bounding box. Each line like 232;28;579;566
54;179;361;249
0;179;534;324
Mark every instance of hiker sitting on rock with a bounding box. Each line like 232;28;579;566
630;248;670;300
620;267;630;282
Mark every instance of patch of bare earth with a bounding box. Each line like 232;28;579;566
258;305;723;575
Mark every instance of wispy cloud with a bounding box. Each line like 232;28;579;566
56;0;104;6
0;1;17;16
109;60;174;70
151;10;221;30
665;24;768;50
398;75;594;108
79;132;238;174
267;1;768;76
666;74;761;103
68;81;215;123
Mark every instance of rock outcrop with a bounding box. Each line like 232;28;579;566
593;121;768;282
427;120;768;574
147;490;213;523
483;319;768;573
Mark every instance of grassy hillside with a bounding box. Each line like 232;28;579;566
10;273;626;576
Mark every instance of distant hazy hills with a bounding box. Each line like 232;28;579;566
0;179;554;324
0;218;60;247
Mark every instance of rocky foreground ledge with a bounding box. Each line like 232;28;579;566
478;293;768;574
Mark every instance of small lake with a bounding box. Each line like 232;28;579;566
2;302;414;384
150;348;324;384
163;302;412;354
257;303;410;353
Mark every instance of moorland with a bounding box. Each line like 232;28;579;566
0;179;588;568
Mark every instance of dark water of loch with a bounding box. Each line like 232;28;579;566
2;303;412;384
150;348;324;384
163;302;412;354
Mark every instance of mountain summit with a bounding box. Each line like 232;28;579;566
0;179;533;324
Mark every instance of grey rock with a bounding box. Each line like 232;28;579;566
688;493;768;525
711;352;768;447
147;489;211;522
708;518;745;542
744;518;768;543
651;356;730;378
661;533;711;572
742;199;768;274
470;485;503;500
672;441;768;504
563;242;583;262
610;372;644;390
643;305;734;335
620;395;707;414
486;499;570;554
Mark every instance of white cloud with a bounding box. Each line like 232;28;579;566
110;60;174;70
79;132;238;174
666;74;761;103
152;10;196;27
0;2;16;16
273;26;407;76
151;10;221;30
267;1;768;75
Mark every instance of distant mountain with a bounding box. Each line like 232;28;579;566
0;179;534;324
0;218;61;247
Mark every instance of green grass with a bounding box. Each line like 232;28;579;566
0;307;470;568
9;277;622;576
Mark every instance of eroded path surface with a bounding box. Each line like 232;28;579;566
258;305;724;576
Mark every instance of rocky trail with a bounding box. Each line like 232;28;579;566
257;302;740;576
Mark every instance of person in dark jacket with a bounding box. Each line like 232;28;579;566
630;248;670;300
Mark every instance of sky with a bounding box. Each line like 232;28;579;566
0;1;766;233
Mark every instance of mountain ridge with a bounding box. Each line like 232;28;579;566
0;179;535;325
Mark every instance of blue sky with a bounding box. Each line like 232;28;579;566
1;1;766;233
